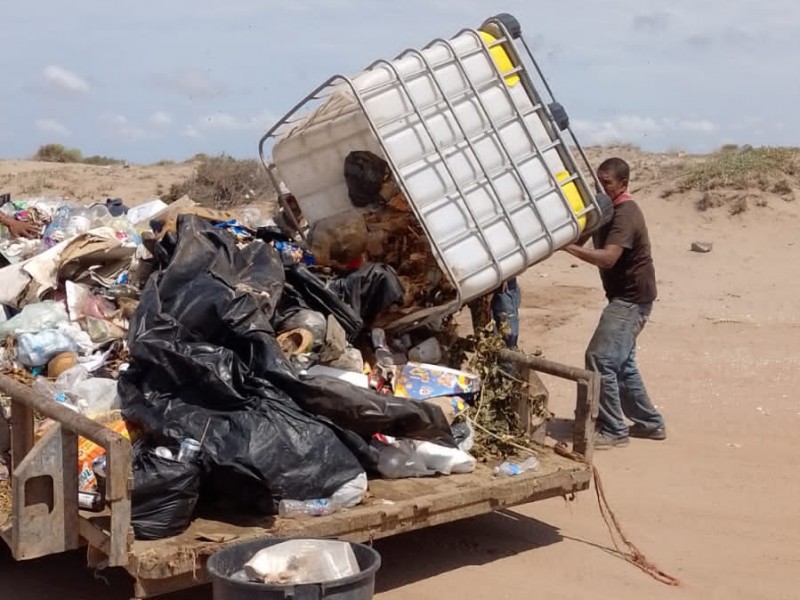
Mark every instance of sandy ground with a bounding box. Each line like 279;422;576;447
1;155;799;599
0;160;195;204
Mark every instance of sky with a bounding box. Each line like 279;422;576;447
1;0;797;163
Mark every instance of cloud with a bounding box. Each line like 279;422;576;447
685;33;713;49
35;118;70;137
152;70;224;99
195;110;275;133
669;118;717;133
632;12;671;32
573;115;717;145
182;125;202;139
149;111;172;126
42;65;90;95
98;114;155;141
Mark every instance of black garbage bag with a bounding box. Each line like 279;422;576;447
282;263;363;337
344;151;390;207
131;441;201;540
121;215;453;514
330;263;405;326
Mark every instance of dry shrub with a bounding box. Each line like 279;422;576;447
696;191;725;212
34;143;83;163
83;155;125;166
772;179;793;196
163;155;276;208
729;196;748;215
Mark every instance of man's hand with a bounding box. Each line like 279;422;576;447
5;218;40;239
561;243;623;269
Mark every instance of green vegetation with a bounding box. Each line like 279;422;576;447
82;155;125;166
33;143;83;163
33;144;125;166
675;146;799;193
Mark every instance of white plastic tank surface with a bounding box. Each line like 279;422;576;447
273;28;585;304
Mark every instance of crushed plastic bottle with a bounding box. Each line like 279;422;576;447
493;456;540;477
278;472;367;517
278;498;334;517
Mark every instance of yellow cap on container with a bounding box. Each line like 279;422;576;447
556;171;587;231
479;31;520;87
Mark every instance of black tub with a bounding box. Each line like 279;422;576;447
206;537;381;600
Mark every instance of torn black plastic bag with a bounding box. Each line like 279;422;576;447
330;263;405;326
281;263;363;337
131;441;201;540
121;217;364;511
121;216;453;513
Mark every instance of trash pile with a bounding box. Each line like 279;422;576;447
239;539;359;585
0;173;498;540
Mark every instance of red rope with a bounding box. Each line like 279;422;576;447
555;443;681;586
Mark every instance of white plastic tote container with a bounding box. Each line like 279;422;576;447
260;13;612;328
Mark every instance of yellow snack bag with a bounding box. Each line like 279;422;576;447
77;419;133;492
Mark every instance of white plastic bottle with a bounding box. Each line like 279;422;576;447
493;456;540;477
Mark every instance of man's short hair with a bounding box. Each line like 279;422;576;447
598;157;630;182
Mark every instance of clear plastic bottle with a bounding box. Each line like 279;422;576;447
493;456;540;477
86;203;113;228
278;498;334;517
370;328;394;366
43;204;73;247
277;473;367;517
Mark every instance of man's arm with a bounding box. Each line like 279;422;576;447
563;243;623;269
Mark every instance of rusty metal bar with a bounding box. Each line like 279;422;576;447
0;373;133;567
499;349;599;462
499;349;592;381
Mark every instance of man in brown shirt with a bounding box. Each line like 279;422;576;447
564;157;666;449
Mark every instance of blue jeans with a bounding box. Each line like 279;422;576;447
491;277;521;349
585;298;664;439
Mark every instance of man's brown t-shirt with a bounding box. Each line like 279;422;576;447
592;200;657;303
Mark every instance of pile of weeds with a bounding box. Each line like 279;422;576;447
446;322;546;460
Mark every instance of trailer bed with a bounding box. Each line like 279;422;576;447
126;449;590;597
0;351;598;599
